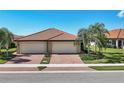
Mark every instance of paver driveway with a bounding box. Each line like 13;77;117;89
0;54;44;71
43;54;94;71
50;54;83;64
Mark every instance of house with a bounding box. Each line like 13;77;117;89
105;29;124;49
15;28;80;54
14;35;24;41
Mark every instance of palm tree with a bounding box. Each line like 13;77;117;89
0;27;14;57
77;23;109;54
0;29;6;54
77;28;91;55
88;23;109;53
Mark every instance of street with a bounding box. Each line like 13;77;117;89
0;71;124;83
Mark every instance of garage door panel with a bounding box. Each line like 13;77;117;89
20;42;46;53
52;42;77;53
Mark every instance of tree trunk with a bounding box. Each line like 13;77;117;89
6;49;9;57
95;41;97;53
87;43;90;55
5;44;9;58
0;42;3;55
0;49;1;55
88;47;90;55
99;47;101;53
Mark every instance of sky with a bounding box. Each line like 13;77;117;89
0;10;124;36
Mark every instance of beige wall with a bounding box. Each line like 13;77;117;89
19;41;47;53
17;41;80;54
51;41;79;53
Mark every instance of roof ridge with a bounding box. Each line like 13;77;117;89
117;29;122;38
111;28;124;31
48;33;64;40
60;30;76;36
17;28;60;40
16;28;76;41
52;28;76;36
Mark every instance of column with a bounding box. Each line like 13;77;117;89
116;40;118;48
122;40;124;49
110;40;112;46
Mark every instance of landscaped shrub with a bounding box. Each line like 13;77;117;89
10;42;16;48
80;53;104;61
107;45;113;48
1;52;15;60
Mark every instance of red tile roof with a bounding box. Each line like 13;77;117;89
105;29;124;39
16;28;76;41
14;35;24;40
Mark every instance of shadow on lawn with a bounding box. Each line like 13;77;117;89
81;52;124;64
103;52;124;63
0;52;15;60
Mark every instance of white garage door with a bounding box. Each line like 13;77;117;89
52;42;77;53
20;42;47;53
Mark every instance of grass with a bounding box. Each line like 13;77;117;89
0;48;16;64
90;46;124;53
103;48;124;53
80;53;124;64
1;48;16;53
80;46;124;70
38;54;51;71
40;54;51;64
90;66;124;70
0;53;15;64
0;59;8;64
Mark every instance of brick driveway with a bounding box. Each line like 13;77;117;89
0;54;44;71
50;54;83;64
43;54;94;71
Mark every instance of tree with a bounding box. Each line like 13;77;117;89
88;23;109;53
0;29;6;54
0;27;14;57
77;28;91;55
77;23;109;54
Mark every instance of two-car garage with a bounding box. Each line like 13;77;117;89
16;28;80;54
19;41;78;54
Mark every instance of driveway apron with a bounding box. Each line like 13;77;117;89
0;54;44;71
43;54;94;71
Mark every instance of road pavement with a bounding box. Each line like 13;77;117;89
0;72;124;83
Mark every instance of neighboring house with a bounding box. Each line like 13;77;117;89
105;29;124;49
13;35;24;47
15;28;80;54
14;35;24;41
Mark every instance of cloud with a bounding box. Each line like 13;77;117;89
117;10;124;18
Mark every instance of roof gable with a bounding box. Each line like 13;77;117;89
17;28;76;41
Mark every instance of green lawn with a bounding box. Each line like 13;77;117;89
40;55;51;64
90;66;124;70
1;48;16;52
0;48;16;64
104;48;124;53
0;59;8;64
90;46;124;53
38;54;51;71
80;52;124;64
80;47;124;70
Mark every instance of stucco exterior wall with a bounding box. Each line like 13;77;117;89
19;41;47;53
